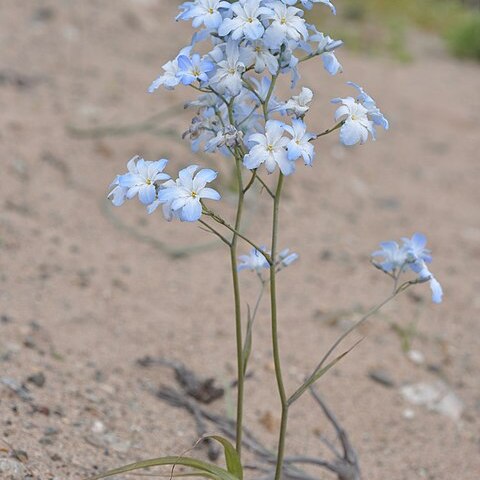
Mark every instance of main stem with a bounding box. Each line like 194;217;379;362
270;173;289;480
230;151;246;457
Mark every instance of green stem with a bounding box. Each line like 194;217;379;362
204;210;272;264
229;154;245;458
269;173;289;480
263;72;279;121
255;175;275;199
198;219;231;246
315;121;344;139
243;169;258;194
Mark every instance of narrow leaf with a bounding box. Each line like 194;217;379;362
206;436;243;480
242;307;254;376
84;456;238;480
288;339;363;405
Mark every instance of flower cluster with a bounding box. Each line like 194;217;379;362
107;1;389;236
111;1;390;222
372;233;443;304
146;0;387;174
238;247;299;274
109;156;220;222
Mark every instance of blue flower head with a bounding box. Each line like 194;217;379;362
372;233;443;304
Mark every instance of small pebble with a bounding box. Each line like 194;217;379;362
407;350;425;365
403;408;416;420
27;372;46;388
368;368;395;388
0;458;26;480
44;427;59;436
39;436;54;445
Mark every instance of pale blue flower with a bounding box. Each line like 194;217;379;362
148;46;192;92
401;233;432;273
116;156;170;206
282;0;336;14
281;87;314;117
205;126;244;152
176;53;214;85
278;248;299;267
283;118;316;165
263;3;308;50
244;120;295;175
218;0;272;41
238;247;270;272
108;179;128;207
278;44;301;87
245;40;279;75
372;233;443;304
371;241;407;273
307;28;343;75
157;165;221;222
332;96;374;146
417;263;443;304
176;0;231;29
209;40;250;96
429;277;444;304
347;81;389;130
332;83;388;145
247;77;282;112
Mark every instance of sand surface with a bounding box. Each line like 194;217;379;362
1;1;479;479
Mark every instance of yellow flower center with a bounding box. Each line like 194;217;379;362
267;144;274;152
208;8;214;14
280;17;287;25
191;191;197;198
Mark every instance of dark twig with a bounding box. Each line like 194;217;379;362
140;359;362;480
309;387;361;480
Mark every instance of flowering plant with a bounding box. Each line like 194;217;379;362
91;1;442;479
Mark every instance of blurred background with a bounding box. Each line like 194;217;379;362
0;1;479;479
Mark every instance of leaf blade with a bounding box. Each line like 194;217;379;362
84;455;239;480
206;436;243;480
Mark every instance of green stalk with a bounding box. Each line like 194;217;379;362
269;173;289;480
226;97;247;457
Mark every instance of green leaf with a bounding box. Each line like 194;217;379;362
206;436;243;480
145;473;218;479
242;307;254;376
84;455;239;480
288;339;363;405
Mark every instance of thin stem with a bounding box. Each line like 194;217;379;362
198;220;231;247
251;279;266;324
269;173;289;480
222;95;248;459
263;72;279;122
242;78;263;105
314;121;344;139
255;175;275;199
243;169;258;194
291;283;418;406
242;279;267;376
204;210;272;265
230;152;245;457
238;105;259;128
190;84;211;94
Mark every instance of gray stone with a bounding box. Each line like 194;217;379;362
0;458;26;480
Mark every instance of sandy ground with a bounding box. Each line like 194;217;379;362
1;1;480;479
